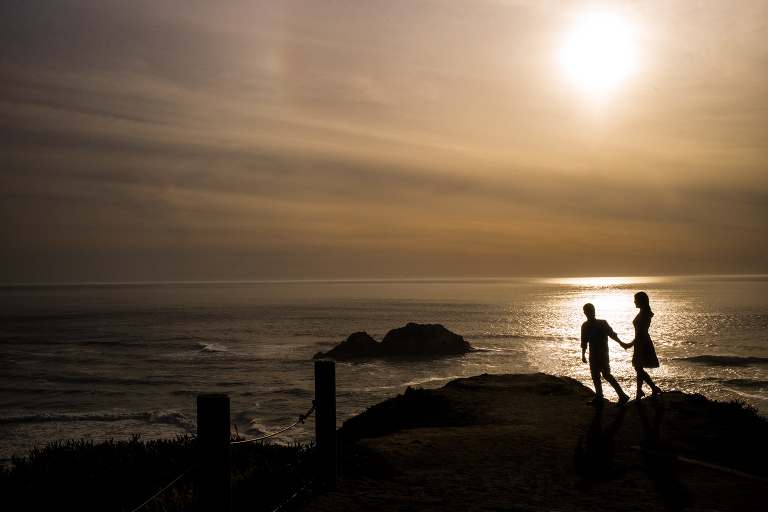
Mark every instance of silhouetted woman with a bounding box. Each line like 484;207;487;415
623;292;661;400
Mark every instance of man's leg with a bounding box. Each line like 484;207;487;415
589;359;604;398
593;360;629;405
603;369;629;402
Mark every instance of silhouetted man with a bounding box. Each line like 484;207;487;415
581;303;630;406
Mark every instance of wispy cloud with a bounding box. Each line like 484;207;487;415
1;0;766;283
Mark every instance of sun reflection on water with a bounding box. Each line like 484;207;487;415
545;276;665;286
488;278;768;409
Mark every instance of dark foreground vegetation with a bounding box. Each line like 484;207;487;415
0;434;315;512
2;386;767;512
686;396;768;477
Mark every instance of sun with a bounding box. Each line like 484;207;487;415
560;12;639;98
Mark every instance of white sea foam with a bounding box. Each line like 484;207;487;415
197;342;228;353
0;409;195;431
723;387;767;400
402;375;464;389
244;419;267;435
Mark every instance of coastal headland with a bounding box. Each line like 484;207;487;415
300;373;768;512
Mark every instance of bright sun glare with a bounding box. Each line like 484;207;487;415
561;12;638;98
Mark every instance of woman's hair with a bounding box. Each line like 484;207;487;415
634;291;651;311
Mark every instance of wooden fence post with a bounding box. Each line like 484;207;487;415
197;393;232;511
314;359;337;489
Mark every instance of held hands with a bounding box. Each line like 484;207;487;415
619;341;630;350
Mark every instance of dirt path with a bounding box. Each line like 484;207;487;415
298;373;768;512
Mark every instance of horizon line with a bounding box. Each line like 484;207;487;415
1;274;767;288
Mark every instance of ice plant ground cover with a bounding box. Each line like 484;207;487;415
0;434;316;512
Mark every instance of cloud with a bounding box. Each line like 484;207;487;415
0;0;766;283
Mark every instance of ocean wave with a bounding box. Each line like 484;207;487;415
401;375;462;389
162;351;267;363
678;355;768;366
169;390;198;397
467;334;523;340
240;417;305;438
0;409;195;432
62;389;127;396
191;342;284;360
271;388;311;400
79;339;147;347
146;411;196;432
722;387;768;400
197;342;228;353
232;410;257;425
215;381;245;388
0;387;59;395
237;419;268;437
724;379;768;389
38;375;188;387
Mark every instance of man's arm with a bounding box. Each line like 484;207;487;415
581;323;588;363
605;321;629;349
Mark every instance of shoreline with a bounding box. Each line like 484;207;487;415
300;372;768;512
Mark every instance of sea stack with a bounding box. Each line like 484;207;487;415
313;322;472;359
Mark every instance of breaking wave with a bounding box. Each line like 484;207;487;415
678;355;768;366
724;379;768;389
197;342;228;353
0;409;195;432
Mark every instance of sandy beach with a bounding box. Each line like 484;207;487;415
299;373;768;512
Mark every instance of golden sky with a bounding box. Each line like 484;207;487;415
1;0;766;283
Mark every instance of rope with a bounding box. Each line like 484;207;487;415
131;458;201;512
231;401;316;445
629;446;768;483
270;471;319;512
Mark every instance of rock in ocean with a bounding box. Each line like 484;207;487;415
313;323;473;359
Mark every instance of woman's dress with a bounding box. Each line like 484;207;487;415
632;310;659;368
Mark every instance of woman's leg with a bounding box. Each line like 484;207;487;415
638;367;662;398
636;366;662;399
634;367;646;398
646;372;662;398
644;370;658;388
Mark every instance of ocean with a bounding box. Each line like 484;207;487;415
1;276;767;466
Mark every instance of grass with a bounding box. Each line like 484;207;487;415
0;434;316;512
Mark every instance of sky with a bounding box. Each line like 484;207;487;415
1;0;767;284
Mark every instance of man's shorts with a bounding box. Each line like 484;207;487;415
589;357;611;375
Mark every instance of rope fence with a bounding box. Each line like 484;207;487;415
231;401;316;445
130;399;317;511
130;359;335;511
131;458;202;512
269;470;319;512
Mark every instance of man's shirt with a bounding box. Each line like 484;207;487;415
581;319;617;363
